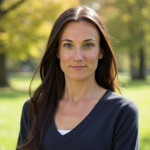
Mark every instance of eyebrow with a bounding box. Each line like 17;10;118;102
61;38;96;43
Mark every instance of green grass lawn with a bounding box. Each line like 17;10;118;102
0;72;150;150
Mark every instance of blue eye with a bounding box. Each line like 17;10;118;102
64;44;72;48
85;43;93;48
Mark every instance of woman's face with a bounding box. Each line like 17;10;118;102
58;20;103;81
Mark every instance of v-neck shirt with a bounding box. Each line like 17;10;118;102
17;89;139;150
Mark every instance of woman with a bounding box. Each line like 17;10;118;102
17;5;139;150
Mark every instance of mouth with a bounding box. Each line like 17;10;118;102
70;66;86;70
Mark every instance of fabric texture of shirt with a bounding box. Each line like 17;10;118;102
17;89;139;150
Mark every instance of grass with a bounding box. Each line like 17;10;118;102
0;72;150;150
0;73;31;150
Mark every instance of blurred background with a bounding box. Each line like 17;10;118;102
0;0;150;149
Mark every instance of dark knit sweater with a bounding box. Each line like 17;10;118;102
17;89;139;150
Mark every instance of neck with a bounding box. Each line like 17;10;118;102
63;75;101;103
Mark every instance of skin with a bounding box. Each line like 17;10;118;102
54;21;106;130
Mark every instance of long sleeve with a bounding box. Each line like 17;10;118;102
112;102;139;150
16;99;31;149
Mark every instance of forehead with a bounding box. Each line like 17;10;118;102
59;20;100;42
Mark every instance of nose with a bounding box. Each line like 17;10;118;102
73;48;83;61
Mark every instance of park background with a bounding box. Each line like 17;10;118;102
0;0;150;149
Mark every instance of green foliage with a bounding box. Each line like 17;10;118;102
0;0;79;68
104;0;150;50
0;72;150;149
106;0;150;78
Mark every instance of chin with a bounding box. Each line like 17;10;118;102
67;74;90;81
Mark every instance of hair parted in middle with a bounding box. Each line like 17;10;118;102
17;5;121;150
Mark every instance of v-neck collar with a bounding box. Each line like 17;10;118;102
50;89;112;142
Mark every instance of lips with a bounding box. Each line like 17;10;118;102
70;66;86;70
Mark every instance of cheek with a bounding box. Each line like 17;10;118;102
85;50;99;70
59;51;71;69
86;50;99;62
59;50;68;61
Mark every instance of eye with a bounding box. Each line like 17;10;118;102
84;43;94;48
64;43;72;48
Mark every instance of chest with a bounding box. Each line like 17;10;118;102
42;93;119;150
43;105;114;150
54;100;98;130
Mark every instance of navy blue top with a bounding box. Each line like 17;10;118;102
17;89;139;150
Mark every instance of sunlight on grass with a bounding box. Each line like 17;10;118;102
9;72;41;91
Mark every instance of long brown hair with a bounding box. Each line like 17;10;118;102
17;5;121;150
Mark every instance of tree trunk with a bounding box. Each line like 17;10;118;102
130;48;146;80
138;47;146;79
130;51;138;79
0;0;26;87
0;52;9;87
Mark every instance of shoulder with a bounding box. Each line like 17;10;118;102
101;90;139;132
104;89;139;115
106;91;139;149
17;99;31;146
22;98;30;113
21;98;31;124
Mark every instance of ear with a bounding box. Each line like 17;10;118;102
99;48;104;59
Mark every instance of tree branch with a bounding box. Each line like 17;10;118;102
0;0;26;17
0;0;4;6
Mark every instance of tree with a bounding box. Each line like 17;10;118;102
0;0;79;87
106;0;150;79
80;0;150;79
0;0;26;86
